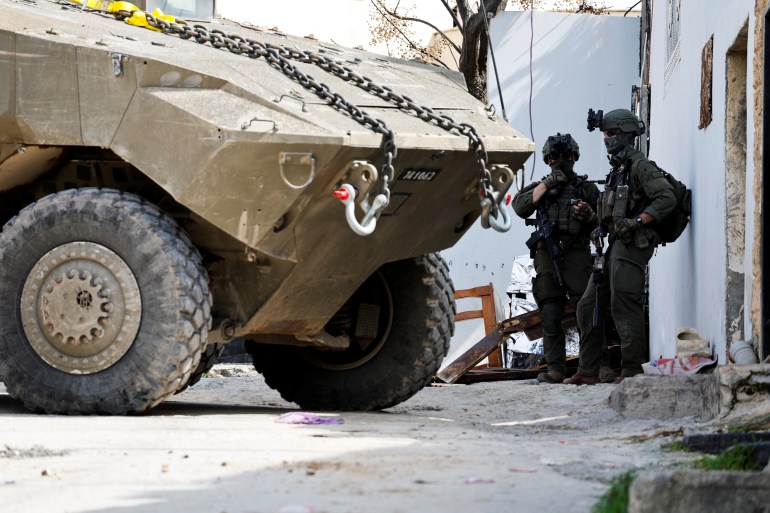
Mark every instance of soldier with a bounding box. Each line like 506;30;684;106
513;133;614;384
565;109;676;385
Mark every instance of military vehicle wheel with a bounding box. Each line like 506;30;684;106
0;188;212;414
176;342;223;394
247;254;454;410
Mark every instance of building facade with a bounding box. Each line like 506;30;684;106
644;0;766;363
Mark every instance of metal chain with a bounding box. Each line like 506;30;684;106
113;10;498;216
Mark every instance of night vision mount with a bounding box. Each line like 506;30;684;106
546;133;574;155
586;108;603;132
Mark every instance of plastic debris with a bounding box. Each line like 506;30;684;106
641;356;717;376
275;412;344;425
508;467;538;473
276;504;315;513
464;477;495;484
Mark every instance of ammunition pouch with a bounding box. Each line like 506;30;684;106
612;184;629;220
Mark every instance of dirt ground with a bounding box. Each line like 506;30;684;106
0;365;705;513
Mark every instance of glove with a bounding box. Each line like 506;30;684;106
614;217;641;239
571;201;597;223
590;226;604;246
541;169;567;189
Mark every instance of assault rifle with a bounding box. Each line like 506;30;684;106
525;204;567;287
592;228;605;327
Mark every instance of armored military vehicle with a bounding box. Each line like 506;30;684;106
0;0;533;414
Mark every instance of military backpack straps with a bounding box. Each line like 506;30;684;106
631;159;692;245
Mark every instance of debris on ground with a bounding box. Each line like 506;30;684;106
276;412;345;425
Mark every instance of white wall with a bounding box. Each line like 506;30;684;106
647;0;757;362
441;11;640;361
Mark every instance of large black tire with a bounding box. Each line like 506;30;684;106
0;189;212;414
247;253;455;410
176;342;223;393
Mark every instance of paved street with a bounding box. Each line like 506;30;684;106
0;367;700;513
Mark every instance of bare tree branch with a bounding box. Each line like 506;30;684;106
367;0;604;103
369;0;452;67
370;0;462;55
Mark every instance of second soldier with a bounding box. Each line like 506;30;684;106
513;133;614;384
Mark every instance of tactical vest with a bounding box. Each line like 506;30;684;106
598;155;650;223
542;177;589;238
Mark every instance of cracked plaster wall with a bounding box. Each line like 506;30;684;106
750;0;767;349
648;0;762;363
725;25;748;346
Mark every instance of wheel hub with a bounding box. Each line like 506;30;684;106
41;269;110;345
305;270;393;371
21;242;142;374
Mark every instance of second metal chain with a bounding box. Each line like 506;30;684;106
110;8;501;223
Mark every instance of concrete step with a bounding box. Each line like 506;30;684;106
629;469;770;513
608;364;770;429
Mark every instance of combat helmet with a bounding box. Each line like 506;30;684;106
541;133;580;163
601;109;644;155
601;109;645;136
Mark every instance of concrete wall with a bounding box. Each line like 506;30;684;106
647;0;759;362
440;11;640;362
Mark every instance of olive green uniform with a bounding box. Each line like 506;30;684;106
575;150;676;377
513;173;599;375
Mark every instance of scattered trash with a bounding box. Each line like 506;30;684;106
559;440;566;444
276;412;344;425
161;464;169;473
464;477;494;484
642;356;717;376
40;469;50;477
508;467;538;473
275;504;314;513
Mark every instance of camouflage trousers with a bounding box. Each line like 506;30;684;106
532;244;593;374
576;240;654;377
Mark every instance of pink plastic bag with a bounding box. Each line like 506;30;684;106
642;356;716;376
275;412;344;425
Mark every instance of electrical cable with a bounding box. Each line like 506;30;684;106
479;0;507;122
528;0;536;179
624;0;642;17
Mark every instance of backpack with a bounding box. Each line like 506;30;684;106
649;162;692;245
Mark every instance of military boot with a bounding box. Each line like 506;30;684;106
537;370;566;384
599;366;617;383
563;373;599;385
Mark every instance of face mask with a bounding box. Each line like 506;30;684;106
549;158;574;174
604;132;634;154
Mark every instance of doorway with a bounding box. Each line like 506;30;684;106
725;22;748;348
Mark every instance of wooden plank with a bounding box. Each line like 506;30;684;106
483;290;502;366
455;356;583;384
456;368;542;383
499;303;575;335
523;313;577;340
436;327;504;384
454;285;493;299
455;310;484;322
437;303;577;384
